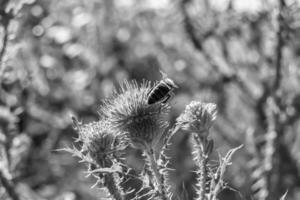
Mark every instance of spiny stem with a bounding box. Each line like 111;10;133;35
200;148;208;199
93;159;125;200
159;124;182;166
193;134;209;200
145;147;169;200
104;173;125;200
156;124;182;198
141;152;157;195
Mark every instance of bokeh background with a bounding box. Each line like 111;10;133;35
1;0;300;199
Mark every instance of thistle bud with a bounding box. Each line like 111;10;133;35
73;118;127;167
177;101;217;136
99;81;169;150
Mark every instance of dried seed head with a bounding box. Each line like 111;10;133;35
177;101;217;135
73;118;127;167
99;80;170;150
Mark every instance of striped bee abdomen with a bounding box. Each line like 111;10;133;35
147;82;171;104
147;77;177;105
148;80;173;104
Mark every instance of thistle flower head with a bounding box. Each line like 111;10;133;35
72;118;128;167
177;101;217;136
99;80;170;150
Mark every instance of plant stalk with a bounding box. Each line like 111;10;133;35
145;147;168;200
104;173;125;200
194;134;209;200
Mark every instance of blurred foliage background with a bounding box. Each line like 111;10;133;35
1;0;300;199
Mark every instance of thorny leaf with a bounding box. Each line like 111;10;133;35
56;146;94;164
219;144;243;178
210;145;244;198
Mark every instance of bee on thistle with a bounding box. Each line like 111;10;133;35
147;71;178;105
99;80;170;150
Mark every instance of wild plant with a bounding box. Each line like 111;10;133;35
65;79;244;200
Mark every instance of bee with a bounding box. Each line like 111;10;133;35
147;72;178;105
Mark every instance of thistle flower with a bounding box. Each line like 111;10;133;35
99;80;170;150
72;118;128;167
177;101;217;200
177;101;217;136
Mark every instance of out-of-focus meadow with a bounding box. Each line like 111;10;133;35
1;0;300;199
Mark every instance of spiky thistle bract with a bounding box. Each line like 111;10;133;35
72;118;128;167
99;80;170;150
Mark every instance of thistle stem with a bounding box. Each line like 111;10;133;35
158;124;182;174
104;173;125;200
199;154;208;200
193;133;209;200
145;147;169;200
153;124;182;199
